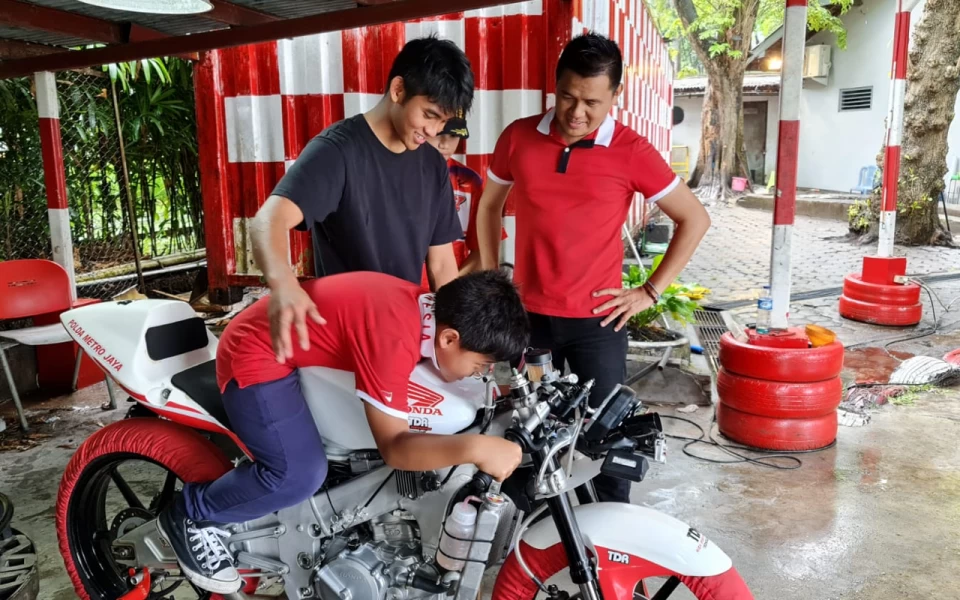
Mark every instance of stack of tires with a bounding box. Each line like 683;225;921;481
716;328;845;451
838;273;922;326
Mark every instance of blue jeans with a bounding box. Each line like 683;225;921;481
182;372;329;524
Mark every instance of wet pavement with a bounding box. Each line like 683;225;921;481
631;391;960;600
1;204;958;599
0;368;957;599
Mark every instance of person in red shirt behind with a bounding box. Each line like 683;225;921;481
420;114;508;290
156;271;529;594
475;34;710;505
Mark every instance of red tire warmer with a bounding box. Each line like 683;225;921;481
717;330;844;451
57;418;235;600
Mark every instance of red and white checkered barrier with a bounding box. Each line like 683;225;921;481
194;0;672;301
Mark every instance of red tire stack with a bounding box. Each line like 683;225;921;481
839;256;922;327
838;273;922;326
717;328;845;451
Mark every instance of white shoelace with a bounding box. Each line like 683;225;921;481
187;523;233;572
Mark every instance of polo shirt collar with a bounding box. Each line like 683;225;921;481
418;293;440;369
537;108;616;147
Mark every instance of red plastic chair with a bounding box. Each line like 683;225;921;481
0;260;82;431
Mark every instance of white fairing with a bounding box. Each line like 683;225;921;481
299;363;487;453
59;299;218;398
523;503;732;577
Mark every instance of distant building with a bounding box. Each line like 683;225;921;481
671;0;960;193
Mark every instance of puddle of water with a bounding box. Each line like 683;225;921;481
844;347;914;384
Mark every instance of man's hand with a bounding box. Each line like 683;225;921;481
472;437;523;481
591;287;655;332
268;281;326;363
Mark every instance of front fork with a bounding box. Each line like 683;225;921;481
546;492;602;600
536;447;603;600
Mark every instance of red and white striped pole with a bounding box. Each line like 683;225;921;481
878;0;918;256
35;70;76;300
838;0;923;326
769;0;807;330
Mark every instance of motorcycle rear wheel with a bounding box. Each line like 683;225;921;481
56;418;236;600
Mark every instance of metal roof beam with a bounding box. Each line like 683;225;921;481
0;38;59;59
0;0;181;46
0;0;510;79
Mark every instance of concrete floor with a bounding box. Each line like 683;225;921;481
1;365;958;599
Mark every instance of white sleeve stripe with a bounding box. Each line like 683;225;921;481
486;169;513;186
356;390;408;420
644;176;682;204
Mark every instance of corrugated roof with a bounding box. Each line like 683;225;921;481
674;73;781;97
0;25;94;48
229;0;357;19
0;0;357;55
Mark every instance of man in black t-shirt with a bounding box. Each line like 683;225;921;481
248;36;472;362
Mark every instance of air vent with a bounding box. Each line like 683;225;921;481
839;87;873;111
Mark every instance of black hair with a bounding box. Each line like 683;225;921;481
435;270;530;363
386;34;475;115
555;33;623;89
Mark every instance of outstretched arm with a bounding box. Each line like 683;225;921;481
364;403;522;481
251;195;326;362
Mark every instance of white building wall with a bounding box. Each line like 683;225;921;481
672;95;779;181
672;0;960;192
797;0;895;191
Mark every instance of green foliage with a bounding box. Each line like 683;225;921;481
848;198;875;233
0;58;202;274
644;0;854;64
621;263;711;329
0;78;47;261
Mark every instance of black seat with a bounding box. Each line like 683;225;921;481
170;360;231;430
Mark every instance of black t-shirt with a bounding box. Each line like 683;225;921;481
272;114;463;284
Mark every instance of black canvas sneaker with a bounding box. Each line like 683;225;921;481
156;493;241;594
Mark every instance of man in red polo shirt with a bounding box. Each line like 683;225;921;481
475;33;711;504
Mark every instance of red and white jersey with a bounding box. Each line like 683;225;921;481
216;272;438;418
420;159;508;290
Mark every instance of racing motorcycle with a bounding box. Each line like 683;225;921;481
55;299;754;600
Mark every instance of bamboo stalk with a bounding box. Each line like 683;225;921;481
75;248;206;282
110;77;146;294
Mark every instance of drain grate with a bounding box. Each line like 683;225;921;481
692;309;736;373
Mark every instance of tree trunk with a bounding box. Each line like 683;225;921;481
675;0;758;202
850;0;958;246
688;65;751;200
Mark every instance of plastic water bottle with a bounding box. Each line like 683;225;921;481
756;286;772;334
436;499;478;571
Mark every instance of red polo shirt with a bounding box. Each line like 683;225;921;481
216;272;437;419
488;110;680;318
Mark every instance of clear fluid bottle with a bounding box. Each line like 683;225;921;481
436;499;478;571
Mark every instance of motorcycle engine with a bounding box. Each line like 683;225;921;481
315;513;426;600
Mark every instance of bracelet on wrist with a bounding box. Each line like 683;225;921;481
642;281;660;303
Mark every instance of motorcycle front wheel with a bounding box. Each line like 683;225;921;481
56;417;241;600
491;540;754;600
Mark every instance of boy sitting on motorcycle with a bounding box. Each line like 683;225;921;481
157;270;529;594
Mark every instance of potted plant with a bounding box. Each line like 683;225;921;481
621;260;710;344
